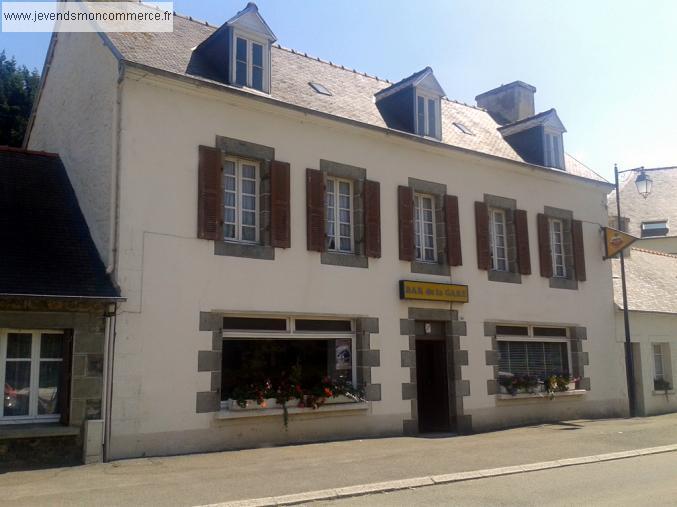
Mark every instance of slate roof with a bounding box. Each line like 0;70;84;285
0;149;120;299
103;13;607;184
612;248;677;314
608;167;677;237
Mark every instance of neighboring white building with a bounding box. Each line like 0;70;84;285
613;248;677;416
25;3;628;460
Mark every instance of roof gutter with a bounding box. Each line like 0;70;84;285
0;293;126;302
121;59;613;190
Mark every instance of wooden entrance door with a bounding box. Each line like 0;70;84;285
415;339;450;432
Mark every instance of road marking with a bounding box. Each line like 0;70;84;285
197;443;677;507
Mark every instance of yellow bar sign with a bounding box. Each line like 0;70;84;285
399;280;469;303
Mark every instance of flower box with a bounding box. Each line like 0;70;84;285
223;395;356;412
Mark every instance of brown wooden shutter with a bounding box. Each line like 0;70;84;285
306;168;325;252
572;219;586;281
364;179;381;258
197;145;223;241
537;213;553;278
444;195;462;266
398;185;414;261
514;209;531;275
474;201;490;270
270;160;291;248
59;330;74;426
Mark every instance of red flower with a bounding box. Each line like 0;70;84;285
323;388;333;397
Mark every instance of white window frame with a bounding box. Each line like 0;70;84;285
415;92;441;139
549;218;567;278
223;156;260;244
325;176;354;254
496;325;572;380
641;221;668;237
231;31;270;93
544;130;564;169
414;193;437;263
0;329;64;424
220;315;357;409
489;208;508;272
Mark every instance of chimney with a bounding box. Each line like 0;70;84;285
475;81;536;125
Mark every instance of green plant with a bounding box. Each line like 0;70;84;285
230;372;364;428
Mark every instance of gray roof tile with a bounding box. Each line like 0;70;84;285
105;14;606;183
612;248;677;314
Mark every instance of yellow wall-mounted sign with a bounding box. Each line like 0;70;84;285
603;227;637;259
399;280;469;303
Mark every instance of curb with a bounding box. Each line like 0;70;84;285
201;444;677;507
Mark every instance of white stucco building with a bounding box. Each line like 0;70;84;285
24;3;628;460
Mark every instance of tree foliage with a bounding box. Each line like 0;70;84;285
0;51;40;147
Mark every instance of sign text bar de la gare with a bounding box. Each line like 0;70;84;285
399;280;469;303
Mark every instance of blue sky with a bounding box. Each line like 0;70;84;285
2;0;676;181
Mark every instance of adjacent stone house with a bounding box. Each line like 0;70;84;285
0;148;120;468
24;3;627;460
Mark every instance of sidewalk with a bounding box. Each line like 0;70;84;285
2;414;677;507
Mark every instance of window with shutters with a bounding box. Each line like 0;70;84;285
223;157;259;244
325;177;354;253
1;330;65;423
414;193;436;262
549;218;566;278
489;208;508;272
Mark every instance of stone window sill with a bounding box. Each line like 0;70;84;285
214;241;275;260
488;270;521;284
215;401;369;420
0;423;80;440
652;390;675;396
321;251;368;268
496;390;587;401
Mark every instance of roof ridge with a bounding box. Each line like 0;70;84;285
631;247;677;259
171;9;213;27
272;43;392;84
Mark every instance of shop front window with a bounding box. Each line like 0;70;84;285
220;318;358;408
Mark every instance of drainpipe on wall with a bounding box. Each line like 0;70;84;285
102;302;118;462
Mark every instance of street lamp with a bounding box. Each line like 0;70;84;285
613;164;653;418
634;169;653;199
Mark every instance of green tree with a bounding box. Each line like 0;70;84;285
0;51;40;147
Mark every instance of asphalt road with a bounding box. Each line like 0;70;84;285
314;452;677;506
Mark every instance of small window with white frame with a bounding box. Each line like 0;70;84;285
223;157;259;244
233;36;268;92
544;131;565;169
489;208;508;271
496;325;574;395
220;316;359;410
641;220;669;238
325;176;353;253
549;218;566;278
1;330;65;423
414;193;436;262
416;93;441;139
653;343;672;391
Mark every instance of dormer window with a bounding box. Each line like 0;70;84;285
234;36;266;91
195;3;276;93
416;94;440;138
374;67;445;141
544;130;564;169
